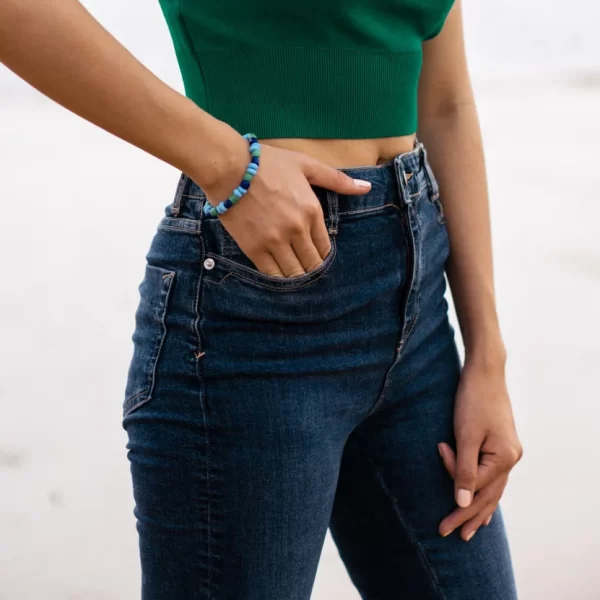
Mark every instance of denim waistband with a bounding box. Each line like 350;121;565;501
167;140;439;232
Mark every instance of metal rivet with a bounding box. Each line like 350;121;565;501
203;258;215;270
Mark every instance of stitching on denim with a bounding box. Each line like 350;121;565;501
433;198;445;224
365;376;392;418
122;388;149;416
338;203;398;217
204;237;337;292
158;222;200;235
361;448;446;599
123;395;153;419
192;232;213;598
122;269;176;418
398;205;421;349
410;183;429;198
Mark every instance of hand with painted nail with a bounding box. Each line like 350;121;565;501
437;360;523;542
202;141;372;278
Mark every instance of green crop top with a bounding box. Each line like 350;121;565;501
159;0;455;139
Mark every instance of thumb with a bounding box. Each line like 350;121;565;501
454;433;483;508
302;158;372;195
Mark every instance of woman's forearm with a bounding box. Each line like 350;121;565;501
418;103;506;368
0;0;243;188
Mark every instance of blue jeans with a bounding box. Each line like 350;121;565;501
122;143;517;599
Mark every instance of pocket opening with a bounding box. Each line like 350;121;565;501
205;234;337;292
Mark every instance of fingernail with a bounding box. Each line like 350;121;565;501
353;179;371;188
465;530;476;542
457;489;471;508
484;515;492;526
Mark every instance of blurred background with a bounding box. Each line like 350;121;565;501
1;0;599;598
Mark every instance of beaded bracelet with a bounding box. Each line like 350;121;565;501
203;133;261;217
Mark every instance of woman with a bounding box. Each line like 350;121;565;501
0;0;523;597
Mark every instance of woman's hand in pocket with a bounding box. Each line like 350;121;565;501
201;142;371;278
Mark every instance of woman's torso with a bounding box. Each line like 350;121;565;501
263;135;417;168
159;0;454;167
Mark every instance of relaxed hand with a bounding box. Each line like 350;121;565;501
438;360;523;541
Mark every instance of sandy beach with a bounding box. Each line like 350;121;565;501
1;1;599;598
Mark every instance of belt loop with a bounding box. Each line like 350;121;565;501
420;143;440;200
171;171;188;217
326;189;339;235
394;155;411;207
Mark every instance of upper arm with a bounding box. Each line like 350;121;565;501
418;0;475;124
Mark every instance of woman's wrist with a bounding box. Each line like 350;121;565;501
464;333;507;374
174;101;250;197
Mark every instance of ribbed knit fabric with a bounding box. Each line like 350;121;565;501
159;0;455;139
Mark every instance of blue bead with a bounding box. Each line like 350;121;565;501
247;163;258;171
216;203;227;214
240;180;250;190
251;156;260;165
233;188;243;199
224;199;233;208
249;142;260;152
237;186;248;195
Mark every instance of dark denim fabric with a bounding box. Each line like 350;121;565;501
122;142;518;599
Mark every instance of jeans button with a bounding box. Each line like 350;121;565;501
203;258;215;270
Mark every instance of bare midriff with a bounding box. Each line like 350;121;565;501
262;134;417;170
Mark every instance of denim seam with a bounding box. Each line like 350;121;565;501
410;183;429;198
338;203;398;217
158;222;200;234
398;204;421;350
193;231;213;599
122;269;176;418
362;450;446;599
432;197;445;224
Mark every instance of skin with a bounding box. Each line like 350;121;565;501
0;0;522;544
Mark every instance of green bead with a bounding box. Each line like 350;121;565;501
251;149;261;157
243;173;253;182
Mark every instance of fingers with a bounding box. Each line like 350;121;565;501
437;442;457;478
296;201;332;269
270;241;309;278
267;202;331;277
454;433;484;509
308;208;333;262
438;441;505;493
250;251;285;277
302;157;372;195
461;509;493;543
439;477;506;541
458;480;504;541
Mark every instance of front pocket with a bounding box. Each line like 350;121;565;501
122;264;176;417
202;217;337;292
